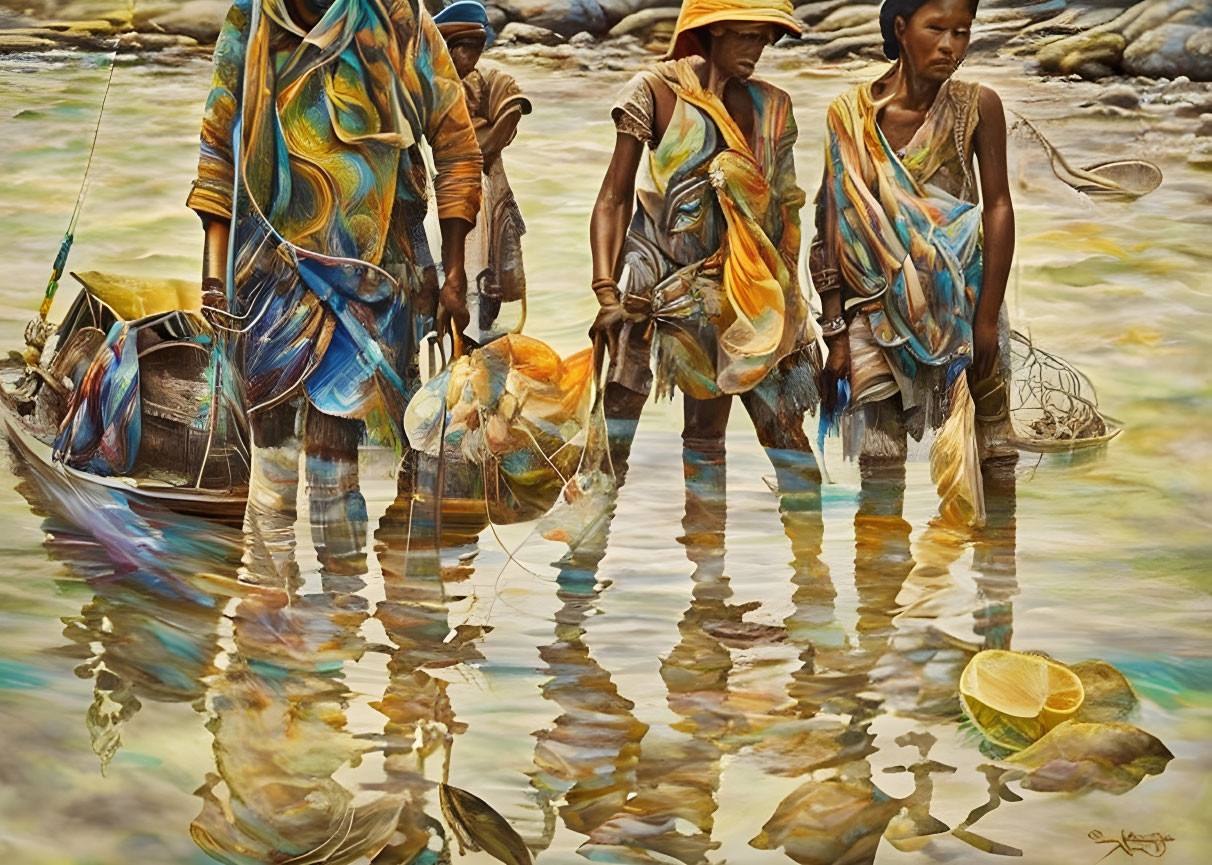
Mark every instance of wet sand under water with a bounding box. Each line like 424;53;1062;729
0;48;1210;865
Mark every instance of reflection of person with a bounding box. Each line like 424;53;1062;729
435;0;531;339
588;0;819;483
576;445;754;863
193;457;429;864
811;0;1015;474
371;490;491;861
188;0;482;543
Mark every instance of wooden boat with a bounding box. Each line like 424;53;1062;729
1;271;249;523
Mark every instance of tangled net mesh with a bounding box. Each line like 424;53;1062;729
1008;330;1119;449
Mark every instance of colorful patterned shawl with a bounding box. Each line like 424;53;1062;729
642;58;809;398
819;78;983;388
188;0;481;447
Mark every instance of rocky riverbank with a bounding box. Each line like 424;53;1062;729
1;0;1209;83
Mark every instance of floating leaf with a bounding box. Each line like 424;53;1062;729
439;783;533;865
1070;660;1138;723
750;776;901;865
1004;720;1173;794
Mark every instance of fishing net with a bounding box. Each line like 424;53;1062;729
403;334;602;531
1007;329;1120;451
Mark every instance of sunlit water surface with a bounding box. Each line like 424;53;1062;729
0;48;1209;865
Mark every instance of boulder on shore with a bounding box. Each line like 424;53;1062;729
493;0;608;36
132;0;229;44
1123;23;1212;80
497;21;566;45
1036;30;1127;76
1029;0;1212;81
607;6;678;41
598;0;678;29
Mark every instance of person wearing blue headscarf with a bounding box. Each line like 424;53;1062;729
436;0;532;339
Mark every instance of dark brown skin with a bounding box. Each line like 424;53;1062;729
447;35;483;79
588;22;776;439
820;0;1013;407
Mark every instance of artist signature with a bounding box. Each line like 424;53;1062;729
1089;829;1174;860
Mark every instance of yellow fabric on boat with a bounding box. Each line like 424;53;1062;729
71;271;202;320
665;0;801;58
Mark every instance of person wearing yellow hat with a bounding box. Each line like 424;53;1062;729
586;0;820;493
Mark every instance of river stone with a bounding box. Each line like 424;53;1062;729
607;6;677;38
794;0;867;26
1098;83;1142;108
133;0;228;43
803;18;880;46
0;31;57;51
119;30;197;51
812;4;877;32
484;4;507;32
1037;30;1126;75
497;21;565;44
1124;23;1212;81
494;0;607;36
815;30;883;60
1191;139;1212;168
1122;0;1212;43
598;0;677;28
1196;113;1212;135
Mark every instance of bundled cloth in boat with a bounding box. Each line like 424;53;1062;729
187;0;482;445
608;56;818;407
403;335;596;526
51;283;217;477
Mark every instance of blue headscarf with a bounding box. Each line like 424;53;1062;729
434;0;496;48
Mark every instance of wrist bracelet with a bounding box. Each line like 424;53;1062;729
813;268;842;293
592;277;621;307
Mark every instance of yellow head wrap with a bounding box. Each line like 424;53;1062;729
665;0;802;59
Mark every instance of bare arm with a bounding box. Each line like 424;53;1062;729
972;85;1015;379
201;217;229;283
477;109;521;168
418;14;482;342
590;132;643;284
810;168;849;412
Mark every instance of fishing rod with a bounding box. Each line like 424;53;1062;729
22;0;136;374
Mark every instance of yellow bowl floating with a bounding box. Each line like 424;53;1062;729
959;650;1085;752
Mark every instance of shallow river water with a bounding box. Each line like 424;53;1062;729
0;46;1209;865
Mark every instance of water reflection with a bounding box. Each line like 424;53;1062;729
19;461;239;772
371;486;491;863
17;416;1165;864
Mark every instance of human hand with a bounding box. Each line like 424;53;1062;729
588;277;626;360
437;268;469;351
819;334;851;415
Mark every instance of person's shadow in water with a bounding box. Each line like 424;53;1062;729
528;432;1025;863
19;435;500;864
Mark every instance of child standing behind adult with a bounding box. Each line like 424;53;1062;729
436;0;532;340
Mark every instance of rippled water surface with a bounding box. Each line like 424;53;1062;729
0;48;1210;865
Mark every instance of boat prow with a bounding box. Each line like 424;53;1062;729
1;402;248;524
